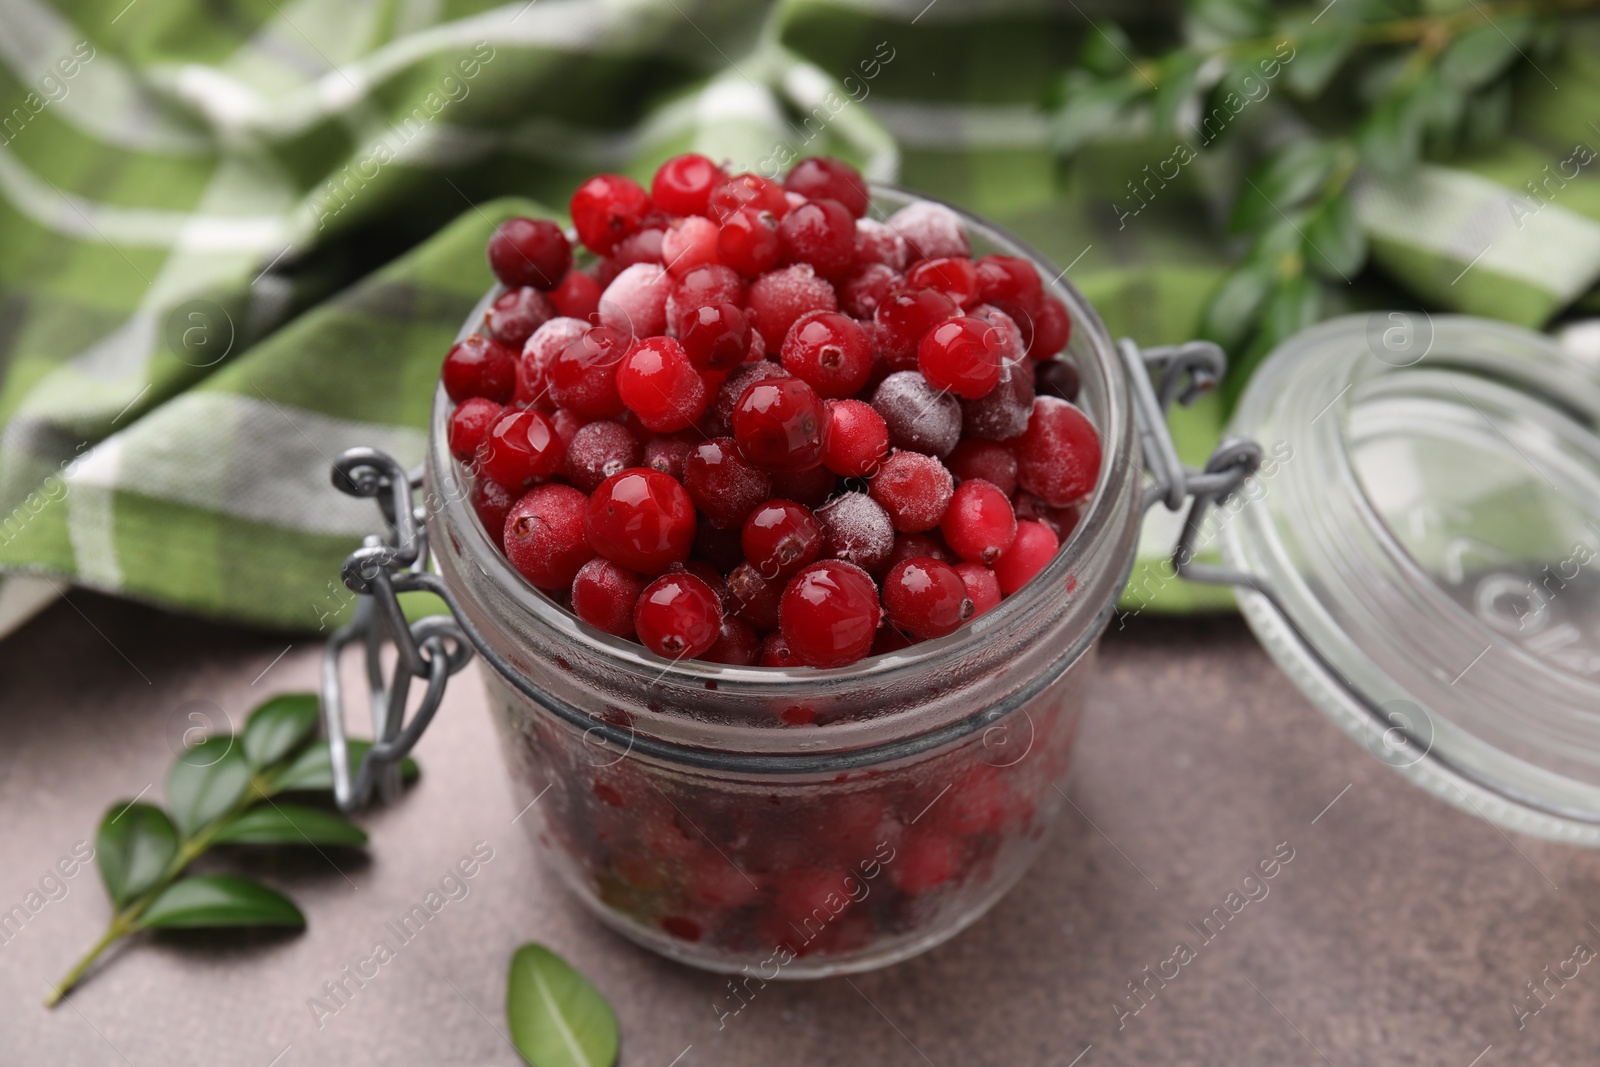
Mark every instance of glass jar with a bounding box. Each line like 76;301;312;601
417;188;1144;976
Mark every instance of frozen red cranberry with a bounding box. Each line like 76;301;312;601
598;262;671;339
682;437;771;529
883;557;973;639
479;408;564;488
759;631;803;668
708;172;789;222
871;371;961;458
570;557;645;638
742;500;822;580
746;264;838;350
652;153;726;217
940;479;1017;565
727;561;782;629
732;377;825;472
667;263;746;328
442;334;517;404
906;257;978;307
839;263;902;319
992;519;1059;595
894;828;959;892
778;198;856;279
519;318;588;405
471;478;513;538
784;157;870;217
606;227;666;277
817;492;895;576
570;174;652;255
781;311;871;399
854;218;908;270
1035;358;1081;403
634;572;722;659
779;560;882;668
710;360;788;434
888;200;969;262
563;420;640;493
954;561;1002;617
642;433;694;482
869;450;953;533
616;336;707;433
679;302;750;373
585;468;696;575
885;532;955;571
947;439;1018;496
448;397;502;462
975;254;1043;313
821;398;890;478
660;215;720;276
551;270;602;322
960;352;1034;441
718;208;781;277
485;286;554;348
504;484;595;591
769;464;836;509
1015;396;1101;506
488;216;572;291
548;325;628;419
919;316;1005;399
874;288;958;370
1028;295;1072;360
702;615;761;666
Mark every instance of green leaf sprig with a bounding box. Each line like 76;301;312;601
506;943;620;1067
47;693;417;1006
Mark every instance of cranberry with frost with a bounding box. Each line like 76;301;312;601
954;562;1002;617
992;519;1059;595
817;492;895;576
940;479;1016;565
550;270;602;321
598;262;672;339
781;311;872;399
570;173;652;255
585;467;696;575
871;371;961;458
504;484;595;591
708;172;789;222
960;351;1034;441
448;397;502;462
853;218;908;270
616;336;707;432
742;499;822;580
485;286;554;348
683;437;771;529
1015;396;1101;505
479;408;564;488
643;432;694;482
873;288;958;370
652;153;726;217
919;317;1004;399
821;398;890;478
869;450;954;533
732;377;825;472
779;560;882;668
906;257;978;307
488;216;572;291
519;317;588;406
947;439;1017;496
563;420;640;493
883;557;973;639
443;333;516;404
746;264;837;350
634;572;722;659
888;200;969;262
570;557;644;638
839;263;902;319
718;208;781;277
548;325;628;419
778;198;856;279
660;215;720;276
549;407;583;448
604;227;666;277
784;156;870;218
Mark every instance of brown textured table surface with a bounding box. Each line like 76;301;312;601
4;592;1597;1066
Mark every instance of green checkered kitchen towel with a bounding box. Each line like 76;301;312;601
2;0;1599;635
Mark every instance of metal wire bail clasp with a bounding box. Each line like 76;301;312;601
320;448;473;812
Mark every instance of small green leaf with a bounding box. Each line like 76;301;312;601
1191;0;1270;40
1284;23;1359;98
212;803;369;847
1081;20;1135;77
1357;91;1424;178
1199;262;1274;354
1230;140;1338;233
269;740;419;795
167;736;251;838
1438;18;1531;90
507;944;619;1067
1048;76;1141;155
96;803;178;908
135;875;305;930
1152;52;1203;135
1303;195;1367;280
242;694;321;770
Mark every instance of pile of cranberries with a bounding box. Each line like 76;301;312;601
442;154;1102;670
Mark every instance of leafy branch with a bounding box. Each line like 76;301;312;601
47;693;417;1007
1047;0;1599;399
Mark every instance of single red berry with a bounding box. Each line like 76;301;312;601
570;173;652;255
606;226;666;275
616;336;707;432
709;360;788;434
708;172;789;222
759;630;803;668
484;286;555;349
702;615;761;666
918;316;1005;399
504;484;595;591
727;561;783;629
906;257;978;307
732;377;826;472
660;215;720;276
448;397;502;462
682;437;771;529
853;218;908;270
1014;396;1101;506
570;557;645;637
479;408;564;488
585;468;696;574
642;432;695;482
442;333;517;403
651;153;726;217
550;270;602;322
472;478;514;539
742;499;823;580
869;450;954;533
717;208;781;277
784;156;870;218
874;288;958;370
563;420;641;493
839;263;902;319
871;371;962;458
954;561;1002;617
940;479;1017;565
488;217;572;290
892;828;959;892
779;560;882;668
634;572;723;659
667;263;746;328
888;200;970;262
974;254;1043;315
820;398;890;479
1028;295;1072;360
547;325;628;419
597;262;671;340
884;531;955;572
883;557;973;639
778;198;856;279
992;519;1059;595
947;438;1018;496
1035;358;1081;403
745;264;838;350
768;464;836;509
817;492;895;576
780;310;871;398
679;302;751;372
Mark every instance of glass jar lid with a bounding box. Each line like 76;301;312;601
1217;313;1600;842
